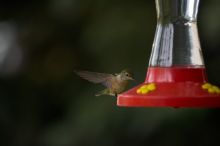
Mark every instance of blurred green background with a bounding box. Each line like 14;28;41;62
1;0;220;146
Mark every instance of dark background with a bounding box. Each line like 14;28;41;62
0;0;220;146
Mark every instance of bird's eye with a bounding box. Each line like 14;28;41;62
126;73;129;76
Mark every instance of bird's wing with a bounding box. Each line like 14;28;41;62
75;70;113;87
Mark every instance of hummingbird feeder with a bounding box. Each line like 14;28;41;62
117;0;220;107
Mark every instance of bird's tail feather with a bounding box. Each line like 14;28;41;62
95;89;114;96
95;89;108;96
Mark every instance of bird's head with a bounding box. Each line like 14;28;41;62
119;69;134;81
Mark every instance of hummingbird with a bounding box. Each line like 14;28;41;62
75;70;134;97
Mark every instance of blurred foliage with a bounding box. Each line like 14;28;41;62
0;0;220;146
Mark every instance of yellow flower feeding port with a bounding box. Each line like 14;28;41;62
136;83;157;95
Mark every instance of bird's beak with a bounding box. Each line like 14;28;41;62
129;77;135;81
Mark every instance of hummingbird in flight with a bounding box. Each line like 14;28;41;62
75;70;134;97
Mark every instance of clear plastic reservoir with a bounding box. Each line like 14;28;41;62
149;0;204;67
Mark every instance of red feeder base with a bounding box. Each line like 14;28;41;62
117;67;220;108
